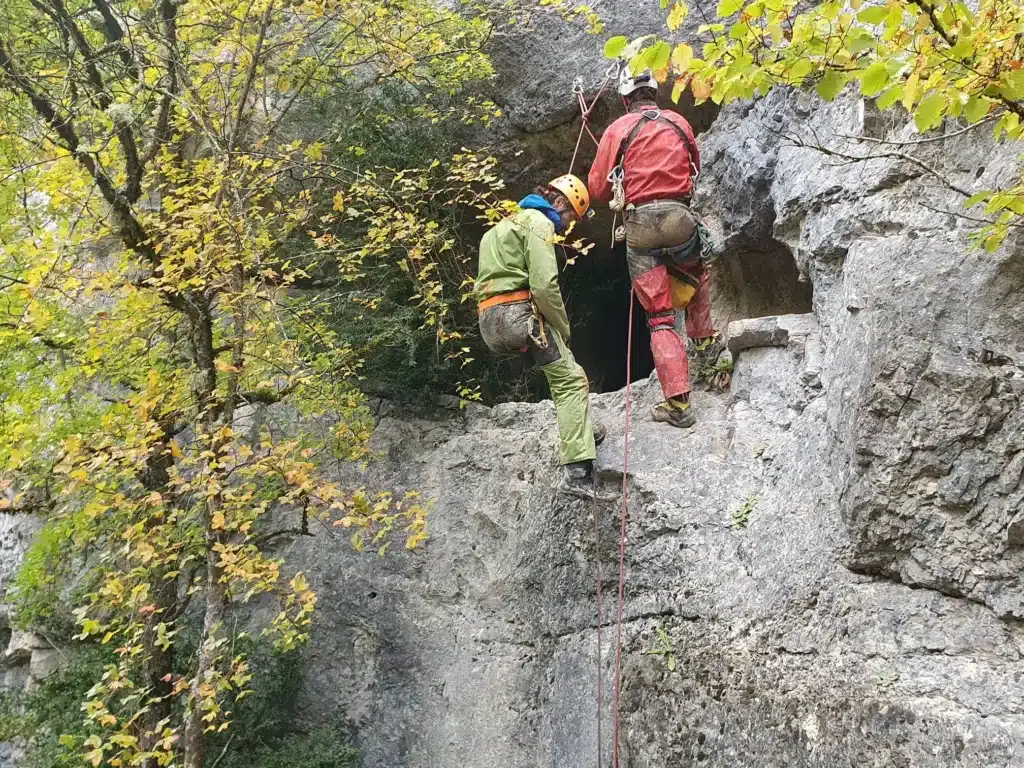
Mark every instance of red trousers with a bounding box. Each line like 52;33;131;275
632;264;713;400
623;199;714;401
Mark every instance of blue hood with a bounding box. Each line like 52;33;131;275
518;194;564;234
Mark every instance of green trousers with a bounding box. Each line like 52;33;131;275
540;327;597;465
479;302;596;465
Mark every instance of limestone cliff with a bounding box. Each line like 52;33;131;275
278;81;1024;766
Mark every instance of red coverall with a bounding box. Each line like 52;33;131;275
588;106;713;401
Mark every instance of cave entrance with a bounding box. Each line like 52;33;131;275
560;241;654;394
559;235;813;395
492;92;813;398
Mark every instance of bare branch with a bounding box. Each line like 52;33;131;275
90;0;139;78
836;117;995;147
29;0;111;109
778;127;974;198
227;0;275;153
140;0;179;175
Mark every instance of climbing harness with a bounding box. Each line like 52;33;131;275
477;289;549;353
476;288;532;314
607;107;703;248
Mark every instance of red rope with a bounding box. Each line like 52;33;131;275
567;76;613;174
612;287;634;768
567;70;621;768
591;487;604;766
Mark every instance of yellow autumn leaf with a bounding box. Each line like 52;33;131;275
667;2;689;30
671;43;693;73
691;74;712;103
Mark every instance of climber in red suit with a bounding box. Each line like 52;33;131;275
588;66;721;428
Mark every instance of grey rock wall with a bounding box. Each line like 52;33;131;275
277;73;1024;766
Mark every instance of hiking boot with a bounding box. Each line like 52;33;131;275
556;460;617;502
593;420;607;446
651;397;696;429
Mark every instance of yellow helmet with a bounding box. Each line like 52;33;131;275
548;174;590;218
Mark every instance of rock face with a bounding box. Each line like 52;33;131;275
696;90;1024;622
277;65;1024;767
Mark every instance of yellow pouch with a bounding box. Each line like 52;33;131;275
669;276;696;310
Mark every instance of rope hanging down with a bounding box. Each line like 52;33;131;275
612;289;634;768
564;64;632;768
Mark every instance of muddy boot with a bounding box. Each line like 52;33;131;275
556;460;617;502
651;396;696;429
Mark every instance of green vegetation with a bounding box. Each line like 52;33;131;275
0;647;114;768
610;0;1023;250
0;642;358;768
730;495;759;529
0;0;492;763
646;625;679;672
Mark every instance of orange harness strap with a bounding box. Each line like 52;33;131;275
478;289;531;314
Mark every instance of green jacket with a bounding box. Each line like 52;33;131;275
475;208;571;342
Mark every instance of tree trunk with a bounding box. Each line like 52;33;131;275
140;434;177;768
181;528;226;768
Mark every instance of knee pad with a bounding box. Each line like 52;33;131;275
646;309;675;332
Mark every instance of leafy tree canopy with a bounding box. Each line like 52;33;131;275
606;0;1023;250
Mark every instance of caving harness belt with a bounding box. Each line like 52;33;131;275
477;289;549;350
477;289;531;313
607;108;704;248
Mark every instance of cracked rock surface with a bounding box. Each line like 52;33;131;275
278;85;1024;766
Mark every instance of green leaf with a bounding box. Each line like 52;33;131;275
964;191;989;208
964;95;990;124
847;29;876;53
859;61;889;97
876;83;903;109
1000;70;1024;101
856;5;888;24
913;91;946;132
717;0;744;17
947;37;973;59
604;36;628;59
789;58;813;83
647;40;672;71
817;70;847;100
984;230;1008;253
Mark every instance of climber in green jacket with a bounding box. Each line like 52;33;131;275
475;173;607;500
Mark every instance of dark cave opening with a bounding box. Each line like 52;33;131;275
557;236;814;395
561;240;655;393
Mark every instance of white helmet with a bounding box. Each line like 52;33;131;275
618;66;659;97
